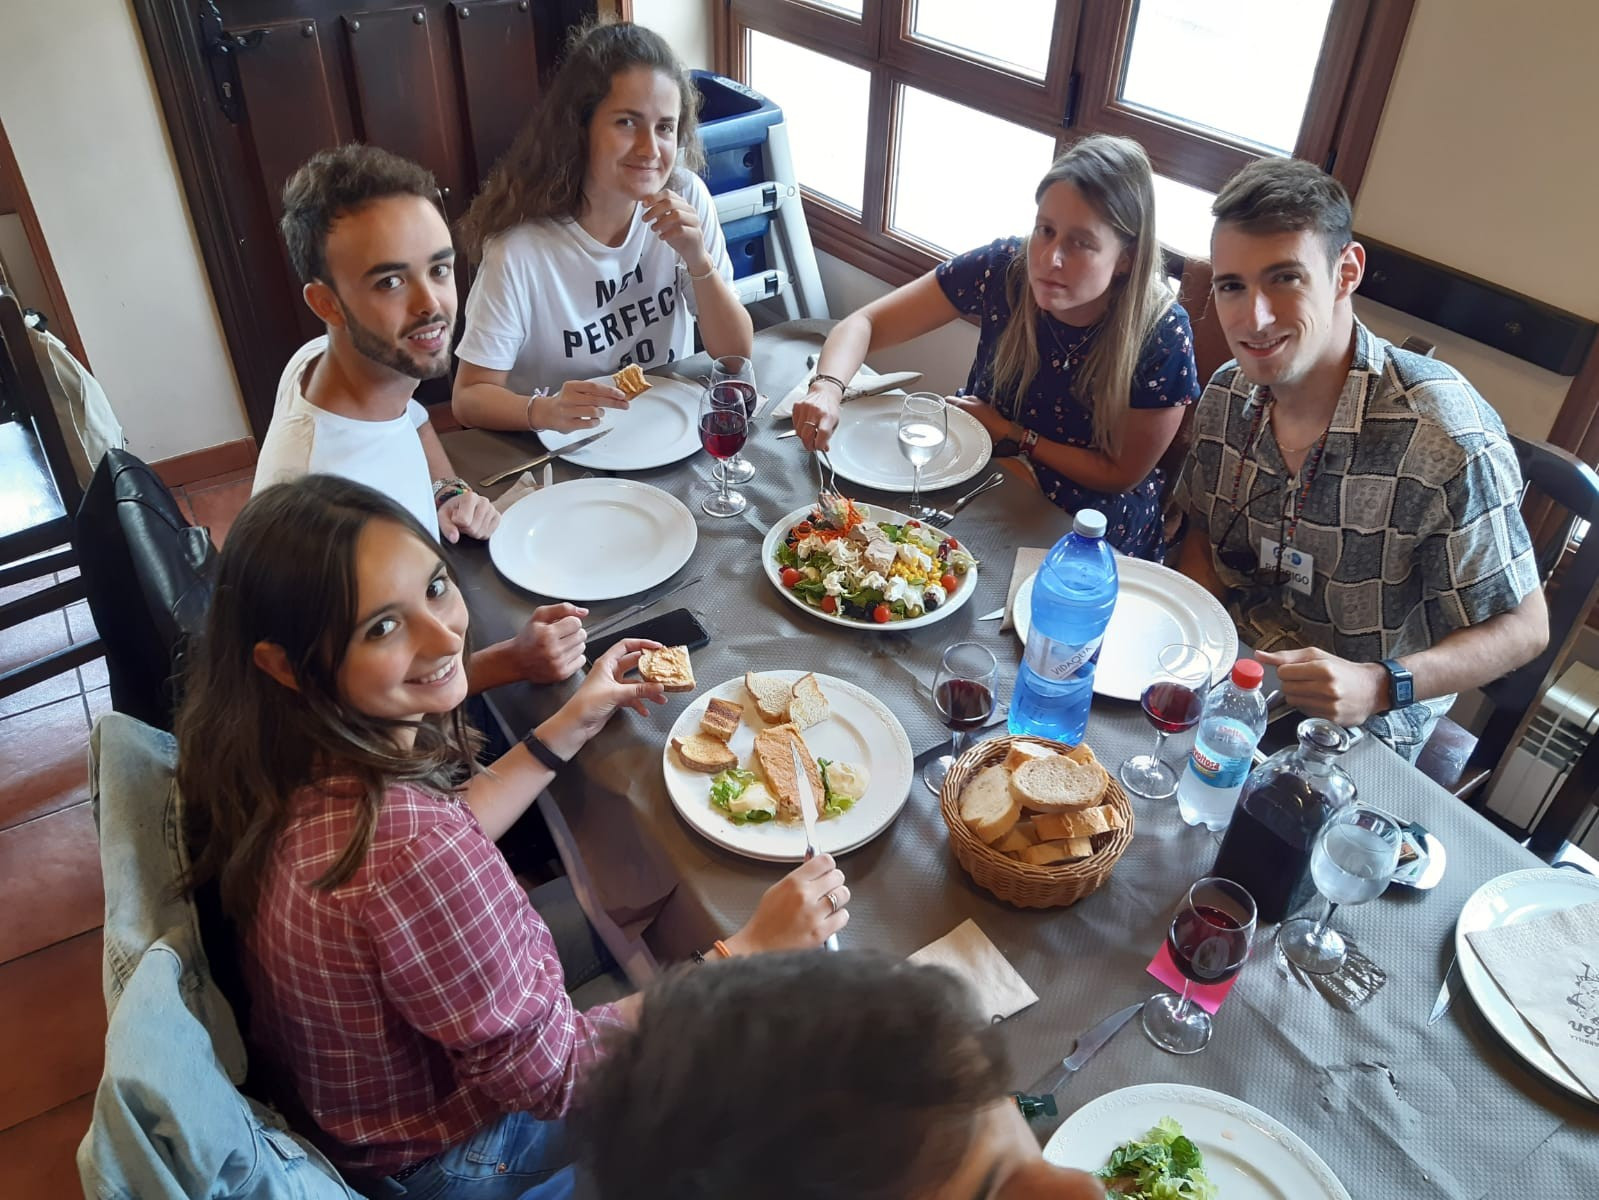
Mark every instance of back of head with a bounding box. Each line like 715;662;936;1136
1211;157;1352;264
573;951;1010;1200
280;144;440;284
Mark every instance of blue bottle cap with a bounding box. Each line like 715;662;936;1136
1072;509;1107;539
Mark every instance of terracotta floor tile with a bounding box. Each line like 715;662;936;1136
186;479;252;550
0;1092;94;1198
0;804;105;966
0;931;105;1130
0;696;90;831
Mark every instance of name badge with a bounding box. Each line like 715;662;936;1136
1260;537;1314;594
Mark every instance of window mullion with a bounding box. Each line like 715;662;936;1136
860;69;896;239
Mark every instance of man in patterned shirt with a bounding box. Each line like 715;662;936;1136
1174;158;1547;760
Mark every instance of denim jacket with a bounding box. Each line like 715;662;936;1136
76;713;364;1200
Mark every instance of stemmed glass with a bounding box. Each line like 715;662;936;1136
925;641;998;794
1277;806;1401;975
708;355;758;485
1120;643;1211;800
698;386;749;518
898;392;948;520
1142;876;1256;1055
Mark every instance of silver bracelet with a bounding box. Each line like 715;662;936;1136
525;387;551;431
687;261;718;281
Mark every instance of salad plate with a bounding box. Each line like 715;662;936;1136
537;375;703;471
824;396;992;493
662;670;914;861
1044;1082;1350;1200
762;501;979;632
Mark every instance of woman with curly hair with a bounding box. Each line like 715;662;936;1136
453;21;752;434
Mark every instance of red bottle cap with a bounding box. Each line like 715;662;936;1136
1231;658;1264;689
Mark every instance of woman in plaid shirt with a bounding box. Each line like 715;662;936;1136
176;476;848;1197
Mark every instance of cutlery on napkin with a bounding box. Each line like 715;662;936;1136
909;919;1038;1022
999;547;1047;633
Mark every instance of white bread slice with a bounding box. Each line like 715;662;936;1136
958;764;1023;843
672;734;738;773
699;697;744;743
1012;756;1109;813
639;645;695;693
1003;741;1058;773
787;673;830;730
745;672;793;723
1020;837;1095;866
753;723;824;821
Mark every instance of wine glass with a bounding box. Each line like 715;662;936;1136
698;386;749;518
1119;643;1211;800
709;355;758;485
1142;876;1256;1055
1277;805;1401;975
898;392;948;520
925;641;998;794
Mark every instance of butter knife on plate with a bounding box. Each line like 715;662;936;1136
479;427;612;488
1027;1001;1143;1095
792;738;841;952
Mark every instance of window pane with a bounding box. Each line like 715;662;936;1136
1151;173;1216;259
890;87;1056;255
909;0;1055;79
1120;0;1335;153
747;32;871;212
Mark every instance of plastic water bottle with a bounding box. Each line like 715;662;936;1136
1008;510;1118;746
1176;658;1267;831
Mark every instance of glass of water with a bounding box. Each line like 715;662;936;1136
897;392;948;519
1277;805;1401;975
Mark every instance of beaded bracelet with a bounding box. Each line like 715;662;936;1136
432;477;470;508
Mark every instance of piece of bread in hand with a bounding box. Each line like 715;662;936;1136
745;671;794;723
672;733;738;773
753;723;825;821
613;363;651;398
1019;837;1095;866
787;672;830;730
958;764;1023;844
1012;756;1109;813
639;645;696;693
699;697;744;743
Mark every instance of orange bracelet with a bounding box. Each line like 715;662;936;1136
712;940;733;959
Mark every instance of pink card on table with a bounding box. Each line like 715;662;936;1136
1146;943;1239;1014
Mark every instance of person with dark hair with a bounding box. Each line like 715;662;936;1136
572;951;1104;1200
452;20;752;433
792;135;1197;560
1174;156;1548;759
178;476;851;1199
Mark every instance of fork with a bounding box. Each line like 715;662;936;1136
810;445;843;514
927;471;1005;528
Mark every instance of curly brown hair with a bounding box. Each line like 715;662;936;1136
279;144;439;283
459;19;703;258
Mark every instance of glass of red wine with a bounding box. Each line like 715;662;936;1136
1142;876;1256;1055
708;356;758;485
698;385;749;517
1118;642;1211;800
925;641;999;794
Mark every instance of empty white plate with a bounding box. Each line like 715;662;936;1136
489;478;696;600
538;376;704;471
825;396;992;493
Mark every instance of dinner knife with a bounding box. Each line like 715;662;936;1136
791;738;841;952
478;427;612;488
1427;955;1459;1025
583;574;704;640
1027;1001;1143;1095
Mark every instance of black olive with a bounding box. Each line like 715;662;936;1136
924;594;940;611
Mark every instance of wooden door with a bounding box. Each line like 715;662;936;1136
133;0;600;440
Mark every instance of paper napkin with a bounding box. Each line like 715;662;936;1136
771;367;881;421
492;472;543;514
910;919;1039;1022
1467;898;1599;1102
1000;547;1048;633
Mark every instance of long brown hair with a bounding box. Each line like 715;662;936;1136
459;19;704;258
177;476;478;928
990;135;1171;456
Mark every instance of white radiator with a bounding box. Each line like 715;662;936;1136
1484;661;1599;852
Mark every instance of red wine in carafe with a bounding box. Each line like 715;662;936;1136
1211;775;1331;924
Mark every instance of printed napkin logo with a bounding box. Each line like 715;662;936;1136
1568;962;1599;1045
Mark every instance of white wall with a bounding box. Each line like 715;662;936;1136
0;0;248;463
630;0;713;69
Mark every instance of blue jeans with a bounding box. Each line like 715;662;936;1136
384;1113;574;1200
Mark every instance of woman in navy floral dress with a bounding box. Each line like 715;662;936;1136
794;135;1198;560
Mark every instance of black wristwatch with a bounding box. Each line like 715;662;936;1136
1381;659;1414;710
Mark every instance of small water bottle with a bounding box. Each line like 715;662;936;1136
1008;510;1118;746
1176;658;1267;830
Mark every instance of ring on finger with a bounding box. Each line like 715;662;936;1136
824;889;841;913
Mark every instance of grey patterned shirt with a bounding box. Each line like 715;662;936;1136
1174;321;1539;758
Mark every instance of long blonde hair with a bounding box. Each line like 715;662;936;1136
989;135;1170;456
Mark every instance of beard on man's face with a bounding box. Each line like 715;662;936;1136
338;301;453;381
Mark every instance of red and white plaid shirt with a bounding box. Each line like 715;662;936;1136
240;778;622;1177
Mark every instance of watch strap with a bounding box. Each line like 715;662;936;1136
521;729;569;772
1381;658;1413;709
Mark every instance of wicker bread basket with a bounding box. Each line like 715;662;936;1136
940;735;1135;908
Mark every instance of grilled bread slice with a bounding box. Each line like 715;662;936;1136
699;697;744;743
672;733;738;773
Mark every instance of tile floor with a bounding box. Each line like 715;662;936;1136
0;469;251;1197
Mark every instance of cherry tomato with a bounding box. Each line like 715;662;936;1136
906;519;919;527
820;595;838;614
940;573;958;592
780;567;802;588
872;603;892;624
946;536;960;549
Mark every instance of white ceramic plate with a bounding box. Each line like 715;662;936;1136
489;478;696;601
538;376;703;471
825;396;992;493
662;670;914;861
1456;866;1599;1100
1044;1082;1350;1200
761;503;979;632
1014;557;1237;700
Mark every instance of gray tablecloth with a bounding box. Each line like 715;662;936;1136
443;323;1597;1199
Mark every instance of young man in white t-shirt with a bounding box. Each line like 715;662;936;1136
254;145;587;685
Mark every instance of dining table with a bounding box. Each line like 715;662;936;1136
442;320;1598;1198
